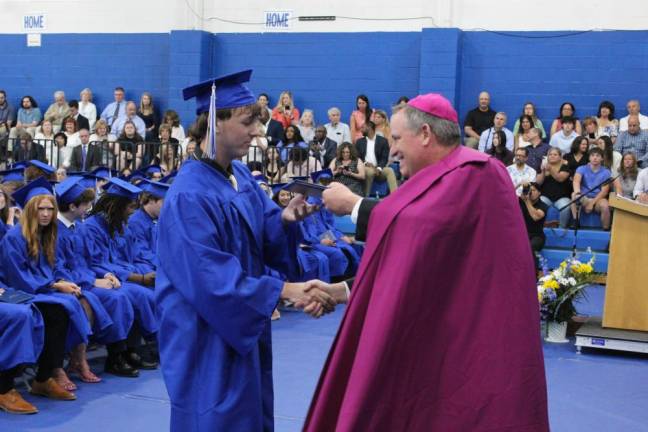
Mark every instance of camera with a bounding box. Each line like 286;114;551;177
522;184;530;196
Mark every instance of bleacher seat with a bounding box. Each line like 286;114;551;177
575;230;610;252
369;180;389;198
543;228;575;249
578;211;603;228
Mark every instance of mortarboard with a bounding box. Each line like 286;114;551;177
288;175;310;182
0;167;25;183
79;175;98;190
89;167;117;180
270;183;288;196
102;177;142;201
11;161;29;170
27;160;55;175
138;179;170;199
182;69;256;115
55;176;88;206
160;171;178;184
253;174;268;184
12;177;54;209
143;164;162;176
310;168;333;184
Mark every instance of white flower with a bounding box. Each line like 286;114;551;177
559;278;569;286
552;270;563;279
568;277;577;286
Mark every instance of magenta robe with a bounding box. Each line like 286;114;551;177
305;146;549;431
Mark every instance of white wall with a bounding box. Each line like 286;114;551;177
2;0;648;34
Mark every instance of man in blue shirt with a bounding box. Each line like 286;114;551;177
100;86;127;131
572;147;612;229
110;101;146;138
10;95;41;139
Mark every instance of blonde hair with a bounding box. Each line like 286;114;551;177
139;92;154;115
20;195;58;267
274;91;294;111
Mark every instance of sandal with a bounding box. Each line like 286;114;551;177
67;363;102;384
53;369;77;391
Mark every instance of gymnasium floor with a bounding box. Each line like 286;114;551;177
1;285;647;432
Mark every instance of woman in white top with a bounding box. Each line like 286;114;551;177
61;116;81;148
596;136;622;177
514;115;534;150
79;88;97;132
298;109;316;143
89;119;119;167
33;119;55;152
50;132;74;169
596;100;619;145
283;145;321;181
163;110;185;143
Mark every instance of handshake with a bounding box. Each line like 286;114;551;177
280;280;350;318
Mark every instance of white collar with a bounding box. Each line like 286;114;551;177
58;213;75;228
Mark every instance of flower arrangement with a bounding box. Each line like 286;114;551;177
537;256;595;323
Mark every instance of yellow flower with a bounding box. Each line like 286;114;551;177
538;291;543;302
572;263;593;274
543;279;560;290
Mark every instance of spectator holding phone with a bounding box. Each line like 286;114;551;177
272;91;300;129
330;142;365;196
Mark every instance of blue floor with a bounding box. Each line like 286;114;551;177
2;285;647;431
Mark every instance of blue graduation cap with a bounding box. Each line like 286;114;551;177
10;161;29;170
310;168;333;184
0;167;25;183
270;183;288;196
288;175;310;182
55;176;88;206
102;177;142;200
138;179;170;199
12;177;54;209
253;174;268;184
80;175;98;190
182;69;256;114
89;167;117;180
27;160;55;175
143;164;162;176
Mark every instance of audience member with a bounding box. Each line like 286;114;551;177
537;147;572;228
117;121;145;170
486;130;513;166
78;88;97;132
463;91;496;149
262;107;284;145
55;167;66;183
619;99;648;131
90;119;119;168
111;102;146;139
596;100;618;143
330;142;365;196
34;119;55;144
519;182;547;268
478;111;514;152
272;91;300;128
69;129;103;172
43;91;70;133
564;136;590;177
13;131;46;163
582;116;600;146
285;146;321;180
371;109;391;144
395;96;409;106
596;135;621;176
62;116;81;148
264;146;284;184
257;93;273;118
325;107;351;146
549;116;578;154
138;92;158;141
354;121;398;196
0;90;16;141
67;100;90;132
309;125;337;169
514;114;534;149
615;115;648;168
162;110;185;143
526;128;551;172
277;125;308;162
100;87;127;131
613;152;639;199
507;147;537;196
572;147;611;230
350;95;372;142
298;109;316;143
550;102;582;136
633;167;648;203
49;132;71;169
512;102;546;139
9;96;41;139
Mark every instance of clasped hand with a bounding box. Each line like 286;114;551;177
281;281;339;318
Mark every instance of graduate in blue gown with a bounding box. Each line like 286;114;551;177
0;168;25;241
126;179;169;268
77;177;159;371
155;70;335;432
0;178;109;400
54;176;138;378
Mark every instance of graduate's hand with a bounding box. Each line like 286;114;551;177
302;279;349;305
320;238;336;247
282;194;318;224
104;273;121;288
95;278;114;289
322;182;362;216
340;235;354;244
53;281;82;297
143;272;156;287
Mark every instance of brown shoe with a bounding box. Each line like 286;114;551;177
0;389;38;414
30;378;76;401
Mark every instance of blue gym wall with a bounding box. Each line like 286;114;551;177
2;29;648;132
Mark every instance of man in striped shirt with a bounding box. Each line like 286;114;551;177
615;114;648;168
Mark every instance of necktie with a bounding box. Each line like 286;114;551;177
70;223;75;231
82;145;87;170
110;102;120;127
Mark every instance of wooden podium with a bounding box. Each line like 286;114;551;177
603;193;648;331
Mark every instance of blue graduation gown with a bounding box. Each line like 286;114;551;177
78;215;158;336
0;225;111;351
299;216;348;277
127;208;158;267
156;160;299;432
0;219;7;242
56;219;135;343
0;301;44;371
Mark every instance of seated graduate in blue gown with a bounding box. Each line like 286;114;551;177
155;70;334;432
0;177;110;400
54;176;138;378
77;177;159;370
0;289;45;414
126;179;169;269
272;183;330;283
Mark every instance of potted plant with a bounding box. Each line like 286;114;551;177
537;256;595;343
